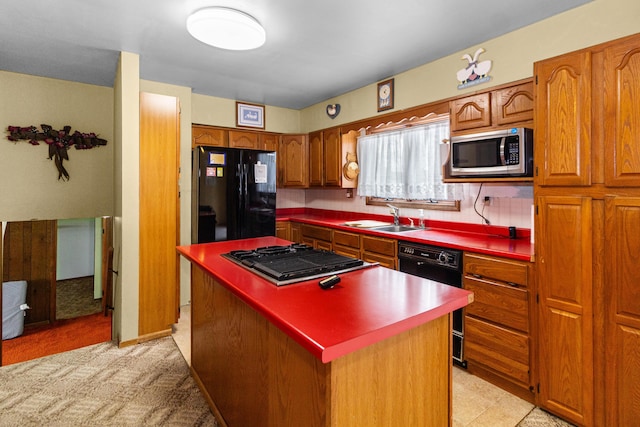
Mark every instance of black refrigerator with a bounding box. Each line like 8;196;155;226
192;146;276;243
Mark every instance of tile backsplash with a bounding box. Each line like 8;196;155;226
277;183;533;229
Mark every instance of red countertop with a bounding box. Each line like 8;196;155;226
277;208;535;262
177;236;473;363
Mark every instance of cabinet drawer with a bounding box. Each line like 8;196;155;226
333;245;360;260
333;230;360;249
361;235;396;256
465;277;529;333
362;252;396;269
464;252;528;287
301;225;332;242
465;316;530;385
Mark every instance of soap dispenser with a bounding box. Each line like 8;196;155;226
418;209;425;229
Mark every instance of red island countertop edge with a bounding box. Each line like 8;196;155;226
178;236;473;363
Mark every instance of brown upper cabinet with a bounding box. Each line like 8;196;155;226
309;130;323;186
603;38;640;187
259;132;279;152
534;52;592;187
309;127;342;188
192;125;228;148
535;35;640;188
279;134;309;188
229;130;258;149
449;80;534;134
323;127;342;187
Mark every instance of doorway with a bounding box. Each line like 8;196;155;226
1;217;113;365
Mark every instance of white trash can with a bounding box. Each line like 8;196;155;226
2;280;30;340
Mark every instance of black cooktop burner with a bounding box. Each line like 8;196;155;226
222;244;372;286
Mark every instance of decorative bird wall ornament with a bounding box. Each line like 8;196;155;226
456;48;492;89
326;103;340;119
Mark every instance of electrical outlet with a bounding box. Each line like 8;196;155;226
484;196;491;205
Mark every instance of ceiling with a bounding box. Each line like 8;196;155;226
0;0;590;110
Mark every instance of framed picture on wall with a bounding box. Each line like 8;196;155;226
377;78;394;112
236;102;265;129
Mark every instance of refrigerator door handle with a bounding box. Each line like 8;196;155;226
237;164;243;195
243;164;249;199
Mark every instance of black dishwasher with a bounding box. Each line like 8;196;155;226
398;241;466;367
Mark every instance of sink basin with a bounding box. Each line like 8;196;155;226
371;225;420;233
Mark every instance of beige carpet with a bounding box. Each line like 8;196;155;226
56;276;103;319
0;337;217;426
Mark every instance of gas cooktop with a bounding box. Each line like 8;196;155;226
222;244;375;286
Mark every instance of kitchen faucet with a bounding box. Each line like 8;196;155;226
387;204;400;225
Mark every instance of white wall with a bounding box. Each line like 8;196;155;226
56;218;95;280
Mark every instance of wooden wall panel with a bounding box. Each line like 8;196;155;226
2;221;56;325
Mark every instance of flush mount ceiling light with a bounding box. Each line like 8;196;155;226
187;7;266;51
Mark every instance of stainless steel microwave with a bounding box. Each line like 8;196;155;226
449;127;533;178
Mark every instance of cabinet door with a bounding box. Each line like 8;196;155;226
604;38;640;186
308;130;323;186
536;195;593;426
229;130;258;149
140;92;180;335
450;92;491;132
280;134;308;188
534;51;592;186
259;133;279;152
493;81;534;126
604;197;640;426
275;221;290;241
323;127;342;187
192;125;228;147
290;223;301;243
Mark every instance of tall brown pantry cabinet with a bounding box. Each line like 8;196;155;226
139;92;180;338
534;32;640;427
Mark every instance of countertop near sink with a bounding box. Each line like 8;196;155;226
276;208;534;262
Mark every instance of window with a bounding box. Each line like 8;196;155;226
356;116;462;210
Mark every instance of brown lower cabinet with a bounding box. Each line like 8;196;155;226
463;252;535;403
275;221;290;241
300;225;398;270
300;224;333;251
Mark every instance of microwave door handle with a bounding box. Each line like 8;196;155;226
499;137;507;165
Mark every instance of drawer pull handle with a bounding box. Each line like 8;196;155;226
472;273;482;279
507;282;519;287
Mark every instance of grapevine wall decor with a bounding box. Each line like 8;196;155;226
7;124;107;181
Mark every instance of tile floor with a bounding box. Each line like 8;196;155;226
172;304;560;426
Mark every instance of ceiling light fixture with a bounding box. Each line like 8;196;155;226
187;7;266;51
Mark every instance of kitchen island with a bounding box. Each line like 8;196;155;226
177;236;473;427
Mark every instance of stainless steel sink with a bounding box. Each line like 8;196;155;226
371;225;420;233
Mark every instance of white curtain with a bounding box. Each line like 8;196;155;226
357;120;462;200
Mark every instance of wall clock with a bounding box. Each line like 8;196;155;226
377;78;394;112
